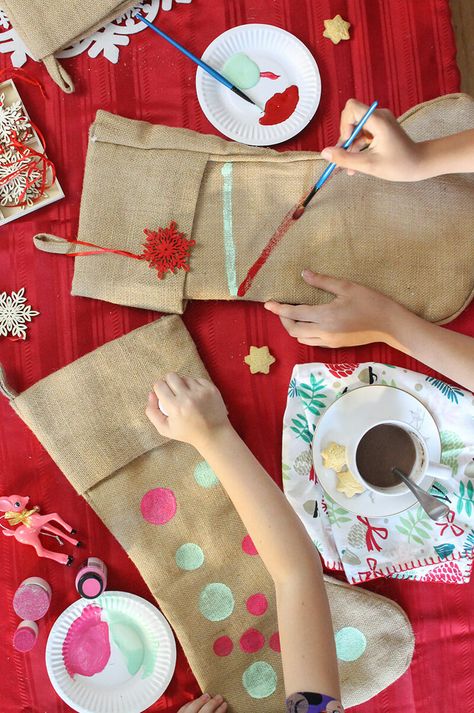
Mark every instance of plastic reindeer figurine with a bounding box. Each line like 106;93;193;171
0;494;81;565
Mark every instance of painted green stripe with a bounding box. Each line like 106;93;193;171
221;162;238;296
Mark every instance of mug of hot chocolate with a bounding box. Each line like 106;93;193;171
347;421;451;497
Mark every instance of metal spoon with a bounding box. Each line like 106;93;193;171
392;468;450;521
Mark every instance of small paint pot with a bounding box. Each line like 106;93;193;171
13;620;39;652
75;557;107;600
13;577;52;621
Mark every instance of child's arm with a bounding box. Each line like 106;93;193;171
265;270;474;392
321;99;474;181
146;375;341;701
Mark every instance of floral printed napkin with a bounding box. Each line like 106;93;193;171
282;363;474;584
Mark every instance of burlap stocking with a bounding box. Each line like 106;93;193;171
0;0;137;92
0;316;414;710
34;94;474;322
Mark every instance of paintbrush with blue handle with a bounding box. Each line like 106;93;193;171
293;100;379;219
136;14;262;110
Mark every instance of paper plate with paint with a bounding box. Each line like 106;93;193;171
45;591;176;713
196;23;321;145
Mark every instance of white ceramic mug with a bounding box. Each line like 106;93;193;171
347;420;452;497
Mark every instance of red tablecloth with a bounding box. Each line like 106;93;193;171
1;1;473;711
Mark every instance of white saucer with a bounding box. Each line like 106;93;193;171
312;385;441;517
46;591;176;713
196;23;321;145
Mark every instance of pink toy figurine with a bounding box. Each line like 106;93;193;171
0;494;81;566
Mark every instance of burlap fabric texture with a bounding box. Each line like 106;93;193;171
0;0;136;92
34;93;474;322
0;316;414;710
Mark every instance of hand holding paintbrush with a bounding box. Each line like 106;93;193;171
293;100;378;219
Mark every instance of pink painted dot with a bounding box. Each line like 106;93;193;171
213;636;234;657
246;593;268;616
141;487;177;525
269;631;281;652
242;534;258;556
240;628;265;653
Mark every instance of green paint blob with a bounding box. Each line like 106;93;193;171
102;605;158;679
335;626;367;662
194;461;219;489
199;583;234;621
176;543;205;571
223;53;260;90
242;661;277;699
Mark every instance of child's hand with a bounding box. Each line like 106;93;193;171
321;98;423;181
146;374;230;450
178;693;227;713
264;269;407;348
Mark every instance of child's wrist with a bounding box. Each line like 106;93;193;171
192;421;235;456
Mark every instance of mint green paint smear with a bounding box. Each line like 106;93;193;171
221;162;238;297
103;605;158;679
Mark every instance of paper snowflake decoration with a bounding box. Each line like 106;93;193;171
141;221;195;279
0;287;39;339
0;92;31;144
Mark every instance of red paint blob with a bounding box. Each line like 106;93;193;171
246;593;268;616
242;534;258;556
141;487;177;525
260;71;280;80
213;635;234;657
269;631;281;652
240;627;265;653
259;85;299;126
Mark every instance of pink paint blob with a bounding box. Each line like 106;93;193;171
246;593;268;616
269;631;281;652
63;605;111;678
242;534;258;556
13;621;38;652
13;577;51;621
141;487;177;525
260;71;280;80
213;635;234;657
259;85;299;126
239;627;265;653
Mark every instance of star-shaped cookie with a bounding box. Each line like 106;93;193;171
323;15;351;45
336;469;365;498
244;346;276;375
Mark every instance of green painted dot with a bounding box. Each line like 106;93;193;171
242;661;277;699
199;583;234;621
335;626;367;662
222;53;260;90
176;543;204;571
194;461;219;489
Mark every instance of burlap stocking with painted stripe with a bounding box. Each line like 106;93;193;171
34;94;474;322
0;316;414;710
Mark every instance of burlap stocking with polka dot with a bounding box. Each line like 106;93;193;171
2;316;414;710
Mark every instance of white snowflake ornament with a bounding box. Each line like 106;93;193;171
0;92;31;144
0;287;39;339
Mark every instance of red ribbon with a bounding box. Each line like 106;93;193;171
435;509;464;537
357;516;388;552
0;68;47;100
358;557;385;581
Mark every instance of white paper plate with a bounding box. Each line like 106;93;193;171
46;591;176;713
196;23;321;145
312;385;441;517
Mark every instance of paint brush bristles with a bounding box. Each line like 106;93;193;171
293;100;378;220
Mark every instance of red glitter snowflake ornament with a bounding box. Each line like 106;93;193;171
141;221;195;279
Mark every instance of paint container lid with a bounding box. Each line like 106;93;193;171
77;573;105;599
13;620;39;652
13;577;52;621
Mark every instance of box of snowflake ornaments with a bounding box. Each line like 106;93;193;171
0;79;63;225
